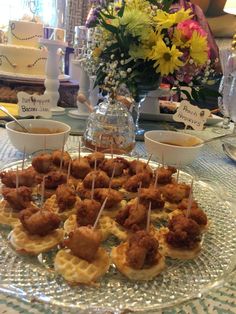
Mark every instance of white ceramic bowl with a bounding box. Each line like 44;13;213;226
144;130;203;165
6;119;71;154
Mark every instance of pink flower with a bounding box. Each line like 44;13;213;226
177;20;207;39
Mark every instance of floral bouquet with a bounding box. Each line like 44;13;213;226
86;0;218;102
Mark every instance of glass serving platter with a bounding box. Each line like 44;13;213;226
0;155;235;313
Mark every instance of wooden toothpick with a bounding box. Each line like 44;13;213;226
146;154;152;167
40;176;46;210
67;160;72;184
146;201;152;232
176;169;180;183
154;170;158;188
93;196;108;230
22;147;26;170
59;134;66;172
186;179;194;218
91;173;96;200
78;139;81;161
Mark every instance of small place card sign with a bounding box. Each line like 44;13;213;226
173;100;210;131
17;92;52;118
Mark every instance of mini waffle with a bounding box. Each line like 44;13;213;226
0;200;20;227
43;195;81;221
63;214;114;241
111;242;165;281
9;224;64;255
54;248;110;285
156;227;201;259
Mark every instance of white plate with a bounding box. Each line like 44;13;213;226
0;71;70;82
140;112;223;125
68;109;89;119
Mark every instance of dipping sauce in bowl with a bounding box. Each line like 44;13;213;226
14;127;63;134
6;119;71;154
144;130;203;165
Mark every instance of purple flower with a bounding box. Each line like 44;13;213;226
86;7;101;28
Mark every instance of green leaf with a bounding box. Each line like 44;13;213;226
118;3;125;17
100;10;116;20
181;89;193;102
101;20;117;33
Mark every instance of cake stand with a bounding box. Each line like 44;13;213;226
39;38;68;115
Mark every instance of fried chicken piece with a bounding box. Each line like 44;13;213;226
116;202;147;231
76;182;91;199
161;182;190;203
0;167;37;188
19;206;61;236
94;188;123;209
123;173;152;192
155;166;177;185
2;186;32;211
56;184;76;212
86;152;105;167
100;157;130;177
71;158;91;179
166;214;201;249
139;187;165;210
64;226;102;262
40;171;67;189
126;230;159;269
177;198;198;210
182;208;208;227
32;153;53;174
110;175;130;189
129;160;153;177
51;150;72;169
83;170;110;189
76;199;101;226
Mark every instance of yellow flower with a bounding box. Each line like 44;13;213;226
126;0;151;11
148;40;183;76
189;31;208;65
154;8;192;31
129;44;150;59
120;8;151;39
175;8;193;23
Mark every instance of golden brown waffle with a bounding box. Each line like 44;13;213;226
111;242;165;281
43;195;81;221
0;200;20;227
156;227;201;259
54;248;110;285
63;214;114;241
9;224;64;255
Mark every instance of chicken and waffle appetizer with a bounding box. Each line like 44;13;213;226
111;230;165;280
0;166;37;188
43;184;81;220
63;201;115;242
161;182;191;211
0;186;34;227
157;214;202;259
154;166;177;185
54;226;110;285
169;198;208;232
9;206;63;255
120;172;152;200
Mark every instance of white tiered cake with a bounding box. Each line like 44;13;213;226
0;20;48;77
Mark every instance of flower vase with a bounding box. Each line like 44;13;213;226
83;96;135;153
133;83;160;136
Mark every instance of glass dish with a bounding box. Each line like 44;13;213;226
0;155;235;313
